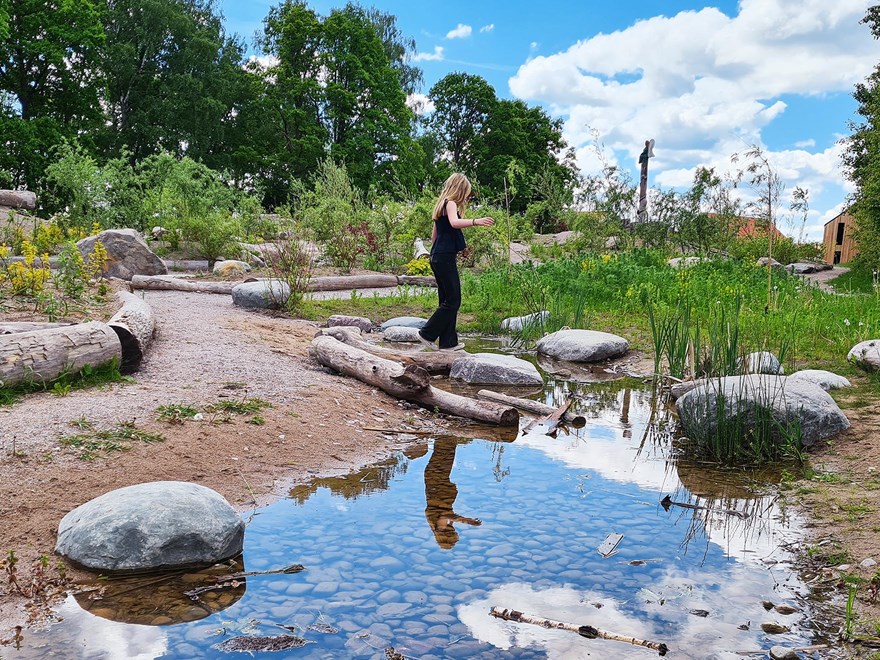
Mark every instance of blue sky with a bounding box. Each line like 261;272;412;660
220;0;877;241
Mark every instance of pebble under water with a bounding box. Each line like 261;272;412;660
10;355;821;659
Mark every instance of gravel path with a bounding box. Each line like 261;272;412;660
0;291;334;449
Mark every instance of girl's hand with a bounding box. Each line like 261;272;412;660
473;217;494;227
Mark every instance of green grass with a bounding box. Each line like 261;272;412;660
156;403;199;424
0;358;131;407
829;266;877;294
59;421;165;460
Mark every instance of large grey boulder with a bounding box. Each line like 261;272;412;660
379;316;428;331
756;257;783;268
231;280;289;309
738;351;784;375
788;370;851;391
383;326;421;342
848;340;880;371
212;260;251;277
786;262;831;274
667;256;703;269
537;329;629;363
77;229;167;281
450;353;543;386
0;190;36;209
328;314;374;333
56;481;244;572
676;375;850;450
500;311;549;333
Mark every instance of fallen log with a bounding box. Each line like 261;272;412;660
130;275;237;294
308;274;399;291
489;607;668;656
0;321;122;388
310;335;518;426
522;397;574;434
108;291;155;373
397;275;436;287
0;322;75;335
477;390;586;427
319;326;457;374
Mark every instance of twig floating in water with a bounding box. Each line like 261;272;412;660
660;494;749;519
489;607;668;656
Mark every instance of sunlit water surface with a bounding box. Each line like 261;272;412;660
10;342;819;659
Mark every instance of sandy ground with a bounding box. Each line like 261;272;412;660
790;395;880;656
0;290;426;633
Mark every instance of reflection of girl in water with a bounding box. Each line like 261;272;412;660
424;438;481;549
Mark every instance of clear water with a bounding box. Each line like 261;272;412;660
9;351;819;660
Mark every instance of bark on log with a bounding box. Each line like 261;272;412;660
0;321;122;388
319;326;457;374
489;607;668;656
397;275;437;287
310;335;518;426
130;275;238;294
477;389;586;426
0;322;75;335
163;259;210;272
108;291;155;373
308;274;399;291
0;190;36;209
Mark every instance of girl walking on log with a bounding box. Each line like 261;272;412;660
418;173;494;352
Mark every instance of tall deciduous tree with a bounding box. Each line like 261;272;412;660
101;0;246;163
0;0;105;190
843;6;880;271
475;98;576;214
320;4;412;191
236;0;327;205
427;72;497;171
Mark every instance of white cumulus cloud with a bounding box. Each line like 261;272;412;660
480;23;495;33
446;23;473;39
413;45;444;62
406;93;436;116
508;0;875;237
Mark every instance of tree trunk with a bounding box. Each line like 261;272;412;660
308;274;399;291
0;321;122;388
108;291;155;373
0;322;75;335
310;335;518;426
0;190;37;209
477;389;586;426
318;326;457;374
130;275;238;294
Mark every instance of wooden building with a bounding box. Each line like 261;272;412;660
823;211;858;265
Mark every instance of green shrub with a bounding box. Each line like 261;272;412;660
167;212;242;265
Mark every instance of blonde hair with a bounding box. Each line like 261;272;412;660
432;173;471;220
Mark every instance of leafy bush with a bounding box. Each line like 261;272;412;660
167;212;242;266
404;256;432;276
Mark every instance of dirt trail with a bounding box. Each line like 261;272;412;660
0;290;420;630
800;266;848;292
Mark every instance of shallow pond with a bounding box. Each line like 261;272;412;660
10;343;823;659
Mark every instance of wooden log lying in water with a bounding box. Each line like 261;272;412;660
318;326;457;375
130;275;238;294
489;607;668;656
477;389;586;426
108;291;155;373
0;321;122;388
310;335;518;426
0;322;75;335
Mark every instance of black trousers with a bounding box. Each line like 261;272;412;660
421;252;461;349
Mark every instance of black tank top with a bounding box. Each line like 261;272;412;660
431;200;466;255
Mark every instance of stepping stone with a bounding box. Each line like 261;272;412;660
537;329;629;363
56;481;244;572
500;311;549;333
232;280;289;309
450;353;543;386
379;316;427;331
788;369;850;390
